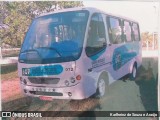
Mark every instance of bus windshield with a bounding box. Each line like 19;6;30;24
19;10;89;64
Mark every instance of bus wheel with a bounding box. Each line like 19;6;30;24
130;63;137;80
95;78;106;98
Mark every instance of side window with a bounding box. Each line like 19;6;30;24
132;23;140;41
86;13;106;57
124;21;132;42
108;17;122;44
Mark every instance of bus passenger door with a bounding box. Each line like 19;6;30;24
84;13;109;96
85;13;109;73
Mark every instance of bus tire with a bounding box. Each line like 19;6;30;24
130;63;137;80
94;74;109;98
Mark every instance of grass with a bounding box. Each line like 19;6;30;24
1;63;18;81
1;71;18;81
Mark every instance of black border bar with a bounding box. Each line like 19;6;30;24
0;111;159;117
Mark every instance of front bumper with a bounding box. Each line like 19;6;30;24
20;83;86;100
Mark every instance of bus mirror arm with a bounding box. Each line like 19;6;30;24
103;42;107;47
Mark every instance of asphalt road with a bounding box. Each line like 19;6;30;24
3;57;158;120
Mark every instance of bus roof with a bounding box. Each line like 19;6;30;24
38;7;138;23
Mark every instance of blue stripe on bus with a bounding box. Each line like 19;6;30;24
90;48;106;61
29;65;63;76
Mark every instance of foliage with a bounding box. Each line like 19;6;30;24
1;2;157;50
0;1;83;47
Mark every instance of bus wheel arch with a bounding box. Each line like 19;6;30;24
95;71;109;98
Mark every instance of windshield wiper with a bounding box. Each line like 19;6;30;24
20;49;41;58
36;47;62;57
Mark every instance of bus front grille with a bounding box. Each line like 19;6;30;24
28;77;60;84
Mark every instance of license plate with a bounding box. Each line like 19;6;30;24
32;87;55;92
39;96;53;101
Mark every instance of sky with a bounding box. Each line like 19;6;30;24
83;1;159;33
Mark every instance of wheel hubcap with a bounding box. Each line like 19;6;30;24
98;79;105;97
133;66;136;78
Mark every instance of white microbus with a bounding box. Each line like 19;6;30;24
18;7;142;100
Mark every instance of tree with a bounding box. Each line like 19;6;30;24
141;32;158;50
0;1;83;47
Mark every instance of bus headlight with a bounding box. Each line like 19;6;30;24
70;77;75;83
23;79;27;85
65;80;69;86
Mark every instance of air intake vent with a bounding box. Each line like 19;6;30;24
28;77;60;84
29;91;63;96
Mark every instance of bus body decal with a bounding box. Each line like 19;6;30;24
22;65;63;76
112;44;138;70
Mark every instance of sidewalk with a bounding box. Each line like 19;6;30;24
0;57;18;65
